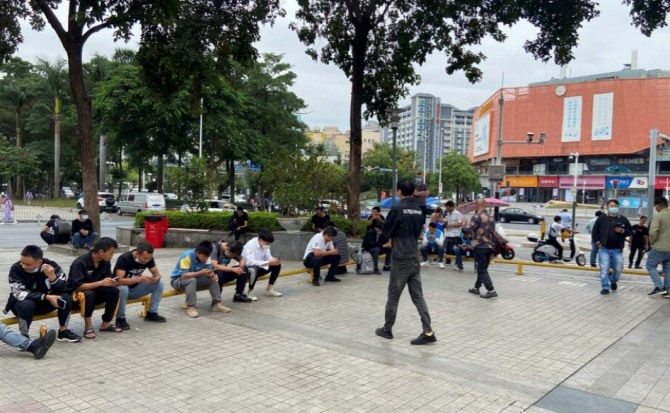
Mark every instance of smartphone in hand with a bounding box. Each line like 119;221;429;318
57;297;67;309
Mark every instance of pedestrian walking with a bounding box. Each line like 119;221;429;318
1;193;15;224
468;197;498;298
585;210;603;267
375;179;436;345
645;197;670;298
592;199;632;295
25;190;33;206
628;216;649;269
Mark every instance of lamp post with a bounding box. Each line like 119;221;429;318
422;133;428;183
569;152;579;231
390;108;400;206
582;180;587;205
438;127;444;200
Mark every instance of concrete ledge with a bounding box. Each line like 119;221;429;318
48;243;133;256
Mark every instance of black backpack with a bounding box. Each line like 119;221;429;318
54;219;71;235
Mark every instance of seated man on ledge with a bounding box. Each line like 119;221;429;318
71;209;97;250
170;241;231;318
303;226;341;286
68;237;122;339
210;240;252;303
228;206;250;241
113;241;167;330
242;229;283;299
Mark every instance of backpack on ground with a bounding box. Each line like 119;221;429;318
53;219;72;244
356;249;375;274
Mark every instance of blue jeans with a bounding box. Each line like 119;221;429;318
590;240;599;266
72;231;98;247
0;324;31;351
598;247;623;290
645;249;670;290
117;280;165;319
454;246;473;267
420;245;445;262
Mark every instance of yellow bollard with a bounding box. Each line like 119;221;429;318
516;262;524;275
39;324;47;338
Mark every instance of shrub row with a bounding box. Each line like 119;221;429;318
135;211;367;237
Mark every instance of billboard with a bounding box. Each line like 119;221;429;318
473;114;490;157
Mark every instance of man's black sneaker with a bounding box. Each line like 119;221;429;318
628;264;632;269
600;289;610;295
382;266;391;271
374;270;382;275
611;282;618;291
457;265;464;271
116;318;131;330
648;288;666;296
590;264;597;268
56;329;81;343
375;327;393;340
144;312;167;322
635;266;643;269
312;280;320;286
233;294;252;303
445;259;451;264
410;332;437;345
27;329;57;360
324;277;341;282
468;287;480;295
480;290;498;299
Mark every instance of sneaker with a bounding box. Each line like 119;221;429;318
233;294;252;303
144;312;167;322
590;264;597;268
383;265;391;271
457;265;464;271
634;266;643;269
410;332;437;345
468;287;480;295
648;288;666;296
312;279;321;286
57;329;82;343
480;290;498;299
27;329;57;360
324;277;341;282
439;262;445;269
420;261;430;267
115;318;131;331
628;264;632;269
445;259;451;264
211;302;232;313
374;270;382;275
265;288;282;297
611;282;618;291
600;289;610;295
186;306;199;318
375;327;393;340
247;290;258;301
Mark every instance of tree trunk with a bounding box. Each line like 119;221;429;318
15;112;24;198
347;26;368;230
53;101;61;199
66;47;101;234
157;155;164;193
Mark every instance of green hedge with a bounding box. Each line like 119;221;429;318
135;211;366;236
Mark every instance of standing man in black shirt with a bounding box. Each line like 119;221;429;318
375;179;436;345
628;215;649;269
113;241;167;330
592;199;632;295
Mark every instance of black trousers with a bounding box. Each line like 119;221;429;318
13;293;73;334
231;226;249;241
248;264;282;289
368;247;391;270
303;252;341;281
629;244;646;267
474;247;495;291
216;270;248;295
546;238;563;259
40;232;70;245
82;286;119;322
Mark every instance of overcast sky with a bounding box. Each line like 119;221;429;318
16;2;670;131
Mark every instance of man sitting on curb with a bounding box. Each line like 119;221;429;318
71;209;97;250
0;324;57;359
303;226;342;286
242;229;283;300
170;241;231;318
210;240;252;303
40;214;71;245
113;241;167;330
69;237;122;339
361;221;391;274
6;245;81;343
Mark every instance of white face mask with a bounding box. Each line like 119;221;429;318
29;267;40;274
81;215;89;220
261;245;270;250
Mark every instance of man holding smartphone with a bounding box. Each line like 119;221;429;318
6;245;81;342
113;241;167;330
210;240;251;303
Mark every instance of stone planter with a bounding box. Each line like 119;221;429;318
276;217;309;232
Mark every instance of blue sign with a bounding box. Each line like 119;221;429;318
248;161;262;171
605;176;633;189
618;197;641;208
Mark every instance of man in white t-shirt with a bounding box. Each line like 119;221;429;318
443;201;466;264
303;226;341;286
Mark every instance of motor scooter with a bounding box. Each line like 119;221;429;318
528;232;586;266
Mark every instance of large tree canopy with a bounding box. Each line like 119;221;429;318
291;0;669;223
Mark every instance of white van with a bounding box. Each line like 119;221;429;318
117;192;166;215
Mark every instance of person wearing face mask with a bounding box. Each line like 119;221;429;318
591;199;632;295
5;245;81;343
113;241;167;329
242;229;282;300
71;209;98;250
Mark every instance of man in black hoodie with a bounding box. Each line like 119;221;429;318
592;199;632;295
7;245;81;342
375;179;436;345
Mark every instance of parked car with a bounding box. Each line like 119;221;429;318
498;207;544;224
117;192;166;215
207;199;237;212
76;192;117;213
61;187;75;199
163;193;178;200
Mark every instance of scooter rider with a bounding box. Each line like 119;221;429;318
546;215;574;262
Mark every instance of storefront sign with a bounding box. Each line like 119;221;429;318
538;176;558;187
504;176;538;187
586;156;648;173
604;176;649;189
559;176;605;189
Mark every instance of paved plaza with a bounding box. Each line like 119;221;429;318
0;240;668;413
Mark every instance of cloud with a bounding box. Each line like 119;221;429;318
14;2;670;131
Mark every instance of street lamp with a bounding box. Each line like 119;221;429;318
569;152;579;231
647;128;670;217
438;127;444;200
389;108;400;206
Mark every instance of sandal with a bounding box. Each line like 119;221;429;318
83;328;96;339
99;324;123;333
